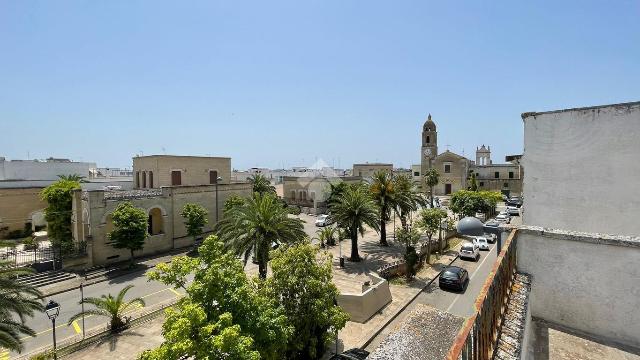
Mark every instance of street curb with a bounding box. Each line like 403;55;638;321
358;253;460;350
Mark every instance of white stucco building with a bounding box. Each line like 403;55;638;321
0;157;95;181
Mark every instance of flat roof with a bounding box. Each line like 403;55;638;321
521;101;640;120
133;155;231;160
353;163;393;167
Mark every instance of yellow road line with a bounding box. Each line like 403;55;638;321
0;349;9;360
72;320;82;334
20;287;176;340
168;288;181;297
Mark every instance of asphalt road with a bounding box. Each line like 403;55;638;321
8;270;184;358
364;235;503;353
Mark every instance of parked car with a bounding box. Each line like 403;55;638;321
484;220;500;228
495;214;511;223
473;237;491;250
485;233;497;243
506;197;523;208
458;241;480;261
439;266;469;291
315;214;332;227
329;348;370;360
506;206;520;216
475;212;486;221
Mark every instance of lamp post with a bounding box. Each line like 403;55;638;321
215;176;223;223
79;283;85;338
44;300;60;360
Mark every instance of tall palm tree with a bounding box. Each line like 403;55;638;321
0;262;43;353
331;184;380;262
68;285;145;332
215;193;306;279
393;174;425;230
369;171;395;246
424;168;440;208
248;174;276;195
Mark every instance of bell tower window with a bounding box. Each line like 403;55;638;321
426;136;430;144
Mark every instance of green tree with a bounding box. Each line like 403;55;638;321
369;171;395;246
108;202;148;267
264;242;349;359
40;179;80;250
215;193;306;279
395;226;421;280
393;174;425;230
469;172;479;191
144;236;292;360
0;262;43;353
57;174;87;182
68;285;145;332
224;194;246;215
248;174;276;195
424;168;440;208
180;203;208;246
331;184;380;261
417;208;447;264
450;190;502;218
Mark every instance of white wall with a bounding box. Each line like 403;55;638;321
522;102;640;236
0;159;96;181
516;227;640;349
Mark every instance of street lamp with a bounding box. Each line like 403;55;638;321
215;176;223;223
44;299;60;360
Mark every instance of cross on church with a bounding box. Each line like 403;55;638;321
445;144;451;151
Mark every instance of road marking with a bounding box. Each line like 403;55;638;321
446;244;496;313
0;349;8;360
168;288;181;297
72;320;82;334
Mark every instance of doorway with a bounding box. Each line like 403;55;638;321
445;183;452;195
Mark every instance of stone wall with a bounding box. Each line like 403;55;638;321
522;102;640;236
0;187;47;235
133;155;232;189
515;226;640;349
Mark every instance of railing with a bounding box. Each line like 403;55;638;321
447;229;518;360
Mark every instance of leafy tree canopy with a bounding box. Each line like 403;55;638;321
449;190;501;217
180;203;208;239
109;202;148;266
224;194;246;215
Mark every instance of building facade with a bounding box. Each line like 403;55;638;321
419;114;522;195
282;176;362;214
352;163;393;179
133;155;231;189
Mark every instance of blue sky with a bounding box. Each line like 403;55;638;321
1;1;639;170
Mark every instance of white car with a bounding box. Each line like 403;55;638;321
315;214;331;227
495;214;511;223
473;237;491;251
506;206;520;216
459;241;480;261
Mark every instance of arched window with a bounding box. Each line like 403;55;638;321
142;171;147;188
148;208;164;235
149;171;154;188
291;191;296;200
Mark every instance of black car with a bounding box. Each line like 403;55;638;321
506;197;523;208
329;348;370;360
439;266;469;292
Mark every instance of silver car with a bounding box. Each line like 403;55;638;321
459;241;480;261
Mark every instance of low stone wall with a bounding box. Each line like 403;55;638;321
337;274;392;323
516;226;640;349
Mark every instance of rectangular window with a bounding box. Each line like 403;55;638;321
414;172;420;176
479;182;484;186
494;171;500;179
503;183;509;188
171;170;182;186
149;171;154;188
136;171;140;188
509;171;514;179
444;164;451;173
210;170;219;184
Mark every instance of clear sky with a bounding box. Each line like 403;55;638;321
1;1;639;170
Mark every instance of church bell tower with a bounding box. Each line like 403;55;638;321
421;114;438;190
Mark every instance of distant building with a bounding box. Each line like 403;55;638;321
419;114;522;195
282;175;362;215
352;163;393;179
0;156;95;181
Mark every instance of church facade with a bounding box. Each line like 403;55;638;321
419;115;522;196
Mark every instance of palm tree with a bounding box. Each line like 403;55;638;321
57;174;87;183
331;184;380;261
369;171;395;246
68;285;145;332
0;262;43;353
215;192;306;279
393;174;425;230
248;174;276;195
313;226;337;247
424;168;440;208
